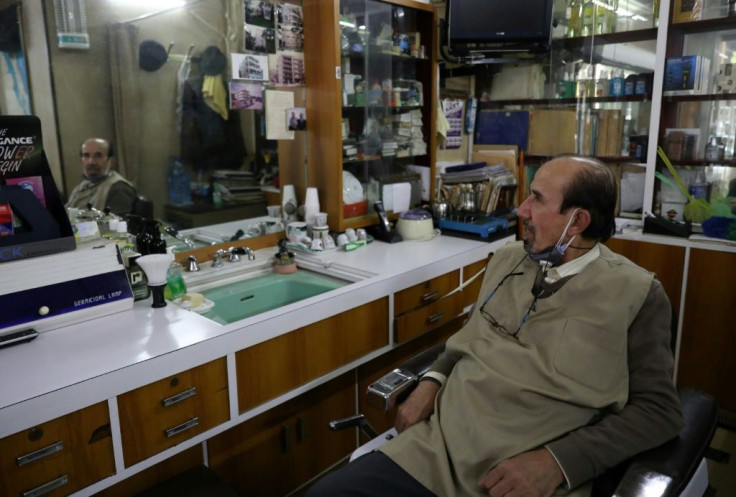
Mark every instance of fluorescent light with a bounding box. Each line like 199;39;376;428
111;0;185;7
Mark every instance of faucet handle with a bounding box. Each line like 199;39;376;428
213;249;227;267
228;246;241;263
186;255;200;272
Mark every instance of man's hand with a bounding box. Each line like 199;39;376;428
394;380;439;433
478;448;564;497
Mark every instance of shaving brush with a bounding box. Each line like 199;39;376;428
136;253;174;308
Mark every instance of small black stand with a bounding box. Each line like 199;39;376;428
149;284;167;308
366;224;403;243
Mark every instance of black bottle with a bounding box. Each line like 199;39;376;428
135;218;153;255
148;221;167;254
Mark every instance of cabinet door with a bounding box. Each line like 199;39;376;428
394;292;463;342
304;0;437;231
677;248;736;411
117;358;229;467
208;373;356;497
236;298;388;411
0;402;114;497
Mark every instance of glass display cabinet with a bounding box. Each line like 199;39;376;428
477;0;662;218
304;0;437;231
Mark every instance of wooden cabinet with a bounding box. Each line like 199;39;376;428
394;269;462;342
604;237;686;312
208;373;356;497
303;0;437;231
236;298;389;412
0;402;114;497
676;248;736;411
117;358;229;467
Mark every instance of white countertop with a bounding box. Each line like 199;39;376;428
0;233;513;437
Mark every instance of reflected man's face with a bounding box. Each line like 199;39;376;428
80;139;111;179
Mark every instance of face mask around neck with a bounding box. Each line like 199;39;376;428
525;208;580;267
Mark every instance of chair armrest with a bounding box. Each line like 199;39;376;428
366;343;446;413
593;387;718;497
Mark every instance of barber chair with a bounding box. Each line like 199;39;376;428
132;194;154;219
331;344;719;497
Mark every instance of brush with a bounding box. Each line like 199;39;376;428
657;147;714;223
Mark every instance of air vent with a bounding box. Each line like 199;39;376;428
54;0;89;49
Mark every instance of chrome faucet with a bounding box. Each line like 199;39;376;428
186;255;200;272
212;249;228;267
228;246;255;262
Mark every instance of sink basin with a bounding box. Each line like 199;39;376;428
190;268;352;325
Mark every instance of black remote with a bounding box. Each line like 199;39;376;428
0;328;39;348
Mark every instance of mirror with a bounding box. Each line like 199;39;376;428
0;3;31;115
34;0;303;251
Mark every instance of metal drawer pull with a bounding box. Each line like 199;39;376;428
421;290;439;302
161;386;197;407
164;417;200;438
22;474;68;497
426;312;445;324
16;441;64;467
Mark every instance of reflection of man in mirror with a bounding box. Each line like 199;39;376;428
65;138;137;216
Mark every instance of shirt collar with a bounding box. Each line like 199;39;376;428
543;244;600;283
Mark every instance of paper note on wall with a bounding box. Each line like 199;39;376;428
265;90;295;140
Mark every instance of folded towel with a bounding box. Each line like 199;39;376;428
202;75;228;120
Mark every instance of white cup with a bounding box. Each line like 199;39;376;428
311;225;329;240
310;238;324;251
323;235;336;249
267;205;281;218
315;212;328;227
356;228;367;241
286;221;308;243
346;228;357;242
336;233;349;247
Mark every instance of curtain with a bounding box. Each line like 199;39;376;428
107;22;141;185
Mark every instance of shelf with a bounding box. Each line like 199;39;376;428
343;49;430;63
663;93;736;103
668;17;736;35
669;159;736;167
551;28;658;50
479;95;651;107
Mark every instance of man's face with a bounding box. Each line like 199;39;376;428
517;160;577;254
81;140;111;179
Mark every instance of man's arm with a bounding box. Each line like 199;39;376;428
545;279;684;490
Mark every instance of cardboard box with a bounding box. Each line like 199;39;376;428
673;0;702;23
664;55;711;95
527;109;577;156
596;109;624;157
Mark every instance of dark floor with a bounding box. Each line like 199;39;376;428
707;425;736;496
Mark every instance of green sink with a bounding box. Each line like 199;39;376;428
197;269;350;324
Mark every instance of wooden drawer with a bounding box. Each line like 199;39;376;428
394;270;460;316
236;298;388;412
0;402;114;497
461;258;490;309
394;291;463;343
118;358;229;467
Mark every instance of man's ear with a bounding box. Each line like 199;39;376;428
569;208;591;236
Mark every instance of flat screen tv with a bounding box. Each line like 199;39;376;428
447;0;554;54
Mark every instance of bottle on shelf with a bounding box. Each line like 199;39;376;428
581;0;595;37
567;0;582;38
609;69;625;97
167;158;192;206
595;70;610;97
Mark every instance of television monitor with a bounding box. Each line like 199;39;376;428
447;0;554;54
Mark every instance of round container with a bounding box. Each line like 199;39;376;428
396;209;435;240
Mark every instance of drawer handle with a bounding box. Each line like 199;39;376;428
426;312;445;324
22;474;68;497
421;290;439;303
161;386;197;407
16;441;64;467
164;417;200;438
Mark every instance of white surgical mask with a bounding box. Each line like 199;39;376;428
525;208;580;268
